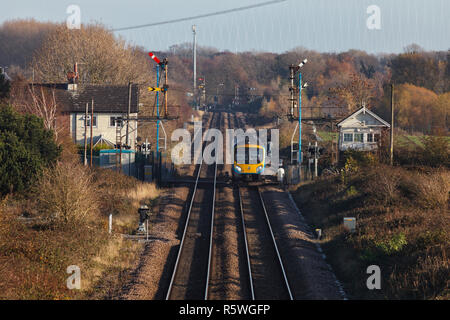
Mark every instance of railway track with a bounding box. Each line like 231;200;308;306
230;111;293;299
207;111;252;300
238;185;293;300
166;112;220;300
166;111;294;300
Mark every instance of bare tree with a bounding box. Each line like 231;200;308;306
10;83;62;142
31;23;152;85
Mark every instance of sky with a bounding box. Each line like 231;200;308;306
1;0;449;54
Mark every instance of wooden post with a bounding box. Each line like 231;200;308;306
390;84;394;166
84;103;88;166
126;82;131;147
90;99;94;167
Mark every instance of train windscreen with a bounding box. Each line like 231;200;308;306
235;146;264;164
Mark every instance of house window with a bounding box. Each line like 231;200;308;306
367;133;374;142
344;133;353;142
374;134;381;142
354;133;363;142
110;117;123;127
83;115;97;127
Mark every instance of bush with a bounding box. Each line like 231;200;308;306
343;149;378;168
375;233;408;255
0;104;60;195
34;160;98;225
406;170;450;209
370;166;402;205
419;136;449;167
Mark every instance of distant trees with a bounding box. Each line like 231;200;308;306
259;97;279;118
0;19;56;75
329;73;376;113
446;52;450;92
376;84;448;134
31;24;151;85
390;52;440;91
0;19;447;133
0;105;60;195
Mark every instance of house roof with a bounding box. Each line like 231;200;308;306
337;106;390;128
28;83;140;114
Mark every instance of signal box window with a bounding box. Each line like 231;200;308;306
354;133;363;142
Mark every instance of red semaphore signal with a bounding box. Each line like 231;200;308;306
149;52;162;65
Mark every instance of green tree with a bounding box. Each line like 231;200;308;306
0;104;60;195
0;70;10;101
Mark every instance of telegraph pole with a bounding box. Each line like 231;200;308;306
298;72;302;164
201;77;206;108
126;82;132;148
90;99;94;167
390;83;394;165
84;103;88;166
192;25;197;107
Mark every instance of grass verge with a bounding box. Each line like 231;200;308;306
290;164;449;299
0;161;159;299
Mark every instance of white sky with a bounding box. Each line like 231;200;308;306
1;0;449;53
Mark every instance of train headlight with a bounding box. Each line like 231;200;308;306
256;165;263;173
235;165;242;172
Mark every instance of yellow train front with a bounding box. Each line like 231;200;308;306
232;144;266;182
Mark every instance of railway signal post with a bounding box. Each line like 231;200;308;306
288;59;308;183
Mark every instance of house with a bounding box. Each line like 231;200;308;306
337;106;390;151
27;82;140;149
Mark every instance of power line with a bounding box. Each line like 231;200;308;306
111;0;287;32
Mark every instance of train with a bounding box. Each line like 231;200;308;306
232;143;266;181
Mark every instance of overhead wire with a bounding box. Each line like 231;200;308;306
111;0;287;32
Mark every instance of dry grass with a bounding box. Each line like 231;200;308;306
81;235;144;299
291;163;449;299
411;170;449;209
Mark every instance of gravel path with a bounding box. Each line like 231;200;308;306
260;185;345;299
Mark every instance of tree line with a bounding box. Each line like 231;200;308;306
1;19;449;134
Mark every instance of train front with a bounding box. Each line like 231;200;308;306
232;144;265;181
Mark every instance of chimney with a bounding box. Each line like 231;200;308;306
67;63;79;91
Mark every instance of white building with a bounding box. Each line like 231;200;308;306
29;83;140;149
337;106;390;151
